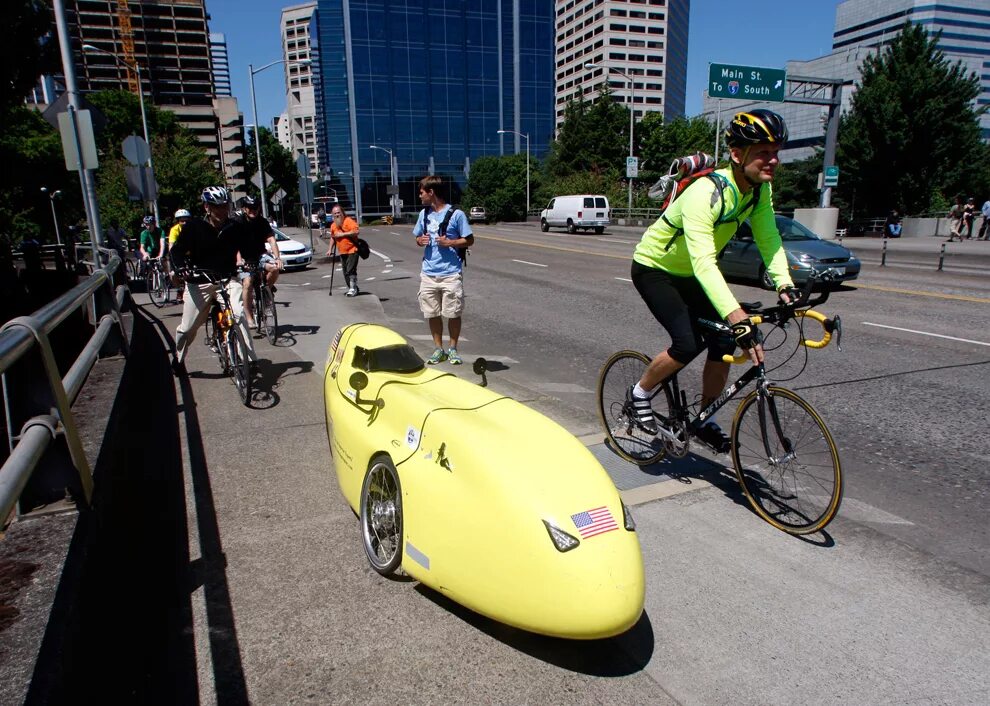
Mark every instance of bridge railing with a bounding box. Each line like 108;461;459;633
0;250;130;525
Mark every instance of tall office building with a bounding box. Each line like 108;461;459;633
211;32;232;97
701;0;990;161
281;2;320;178
312;0;555;218
34;0;246;195
554;0;690;126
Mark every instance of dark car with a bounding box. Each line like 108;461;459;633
718;215;861;289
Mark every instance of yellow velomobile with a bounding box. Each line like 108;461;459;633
324;323;645;640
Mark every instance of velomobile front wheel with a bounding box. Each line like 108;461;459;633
360;454;403;575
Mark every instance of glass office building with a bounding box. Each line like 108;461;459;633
313;0;555;217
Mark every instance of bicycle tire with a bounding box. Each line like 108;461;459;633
260;285;278;344
146;268;166;308
596;350;667;466
228;326;252;406
730;386;843;535
216;327;231;374
125;258;138;282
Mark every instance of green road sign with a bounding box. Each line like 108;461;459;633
824;165;839;187
708;63;786;102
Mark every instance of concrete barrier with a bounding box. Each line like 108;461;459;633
793;207;839;240
901;217;941;238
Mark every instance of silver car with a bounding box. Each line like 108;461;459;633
718;215;861;289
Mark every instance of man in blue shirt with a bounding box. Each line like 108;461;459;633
413;176;474;365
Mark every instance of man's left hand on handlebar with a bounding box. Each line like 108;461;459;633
777;286;801;306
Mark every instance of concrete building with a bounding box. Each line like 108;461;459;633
210;32;232;97
280;2;320;179
701;0;990;162
554;0;690;126
274;112;293;152
32;0;246;195
312;0;555;217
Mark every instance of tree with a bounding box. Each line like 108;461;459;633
547;85;634;177
0;0;59;111
462;153;535;222
837;23;990;217
243;126;299;206
638;114;717;181
772;151;824;212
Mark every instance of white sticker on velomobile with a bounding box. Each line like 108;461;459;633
405;426;420;449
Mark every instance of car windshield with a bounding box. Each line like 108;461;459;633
775;216;821;242
273;230;291;242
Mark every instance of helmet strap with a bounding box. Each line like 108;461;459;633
731;146;760;189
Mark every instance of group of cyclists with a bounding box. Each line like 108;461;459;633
153;109;799;457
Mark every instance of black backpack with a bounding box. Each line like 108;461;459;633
422;206;469;265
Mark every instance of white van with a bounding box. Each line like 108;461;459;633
540;195;611;234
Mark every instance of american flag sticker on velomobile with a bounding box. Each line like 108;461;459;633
570;506;618;539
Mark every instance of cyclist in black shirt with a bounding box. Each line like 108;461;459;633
234;195;282;328
170;186;257;370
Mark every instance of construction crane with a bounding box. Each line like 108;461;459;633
116;0;139;94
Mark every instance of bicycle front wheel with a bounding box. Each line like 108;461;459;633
596;350;666;466
227;326;252;406
260;286;278;344
147;268;166;308
731;386;842;535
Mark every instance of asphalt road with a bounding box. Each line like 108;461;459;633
3;222;989;704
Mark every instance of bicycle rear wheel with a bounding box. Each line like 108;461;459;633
596;350;666;466
260;285;278;344
227;326;252;405
146;267;166;308
124;258;138;283
731;386;842;535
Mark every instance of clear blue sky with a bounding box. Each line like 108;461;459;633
208;0;843;129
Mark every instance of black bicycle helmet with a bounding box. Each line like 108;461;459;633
236;195;260;209
201;186;229;205
724;110;788;147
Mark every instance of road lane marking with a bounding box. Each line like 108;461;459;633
406;334;470;342
854;283;990;303
534;382;593;394
615;277;632;282
485;233;628;259
862;322;990;346
597;238;632;244
512;259;548;267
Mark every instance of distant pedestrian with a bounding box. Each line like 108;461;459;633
884;209;902;238
413;175;474;365
327;204;361;296
962;197;977;239
947;195;964;242
979;197;990;240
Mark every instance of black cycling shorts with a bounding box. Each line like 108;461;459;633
631;260;735;365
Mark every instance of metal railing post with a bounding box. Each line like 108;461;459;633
881;237;887;267
938;243;946;271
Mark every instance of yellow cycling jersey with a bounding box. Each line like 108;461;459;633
168;222;183;246
633;167;793;318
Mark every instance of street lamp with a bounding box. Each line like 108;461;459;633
585;62;636;212
369;145;399;220
40;187;63;246
249;58;311;219
496;130;530;216
82;44;159;223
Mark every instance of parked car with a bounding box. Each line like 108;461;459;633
324;323;645;639
468;206;488;224
267;228;313;270
718;215;861;289
540;195;610;234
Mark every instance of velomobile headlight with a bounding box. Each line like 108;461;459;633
622;503;636;531
543;520;580;553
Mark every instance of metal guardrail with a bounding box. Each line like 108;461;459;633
0;250;130;525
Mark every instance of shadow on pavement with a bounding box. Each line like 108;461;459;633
24;307;249;703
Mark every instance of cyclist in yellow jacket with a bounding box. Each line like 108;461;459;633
628;109;798;451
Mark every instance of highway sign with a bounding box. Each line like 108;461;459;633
823;166;840;187
626;157;639;179
272;188;287;205
122;135;150;166
708;63;786;102
251;170;273;190
57;109;99;171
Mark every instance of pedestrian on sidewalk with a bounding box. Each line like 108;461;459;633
962;197;977;239
947;195;964;242
884;209;902;238
327;204;361;296
979;197;990;240
413;175;473;365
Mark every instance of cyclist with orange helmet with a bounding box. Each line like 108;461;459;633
627;109;797;452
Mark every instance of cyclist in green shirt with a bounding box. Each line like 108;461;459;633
138;215;166;271
628;109;798;452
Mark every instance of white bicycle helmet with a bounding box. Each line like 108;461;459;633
174;208;191;219
201;186;229;204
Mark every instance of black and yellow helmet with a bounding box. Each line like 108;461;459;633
725;109;788;147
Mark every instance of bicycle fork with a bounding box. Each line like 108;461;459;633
756;382;796;466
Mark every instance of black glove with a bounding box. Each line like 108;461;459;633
731;319;764;350
778;286;801;305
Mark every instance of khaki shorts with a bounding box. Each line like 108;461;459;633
418;272;464;319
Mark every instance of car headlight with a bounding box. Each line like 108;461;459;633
543;520;580;552
622;503;636;531
795;252;818;263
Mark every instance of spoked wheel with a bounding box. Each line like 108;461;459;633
260;286;278;344
147;267;167;308
596;350;668;466
227;326;252;406
360;455;403;575
124;258;138;283
731;386;843;535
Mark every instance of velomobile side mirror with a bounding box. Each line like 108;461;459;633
473;357;488;387
349;371;384;410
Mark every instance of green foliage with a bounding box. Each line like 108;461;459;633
547;86;634;177
0;0;59;110
243;126;299;205
638;114;717;183
86;90;181;152
533;167;626;211
771;151;824;211
462;153;535;221
837;23;989;217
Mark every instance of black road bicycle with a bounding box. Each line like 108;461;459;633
195;269;253;405
144;257;170;308
245;261;278;345
597;280;844;535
